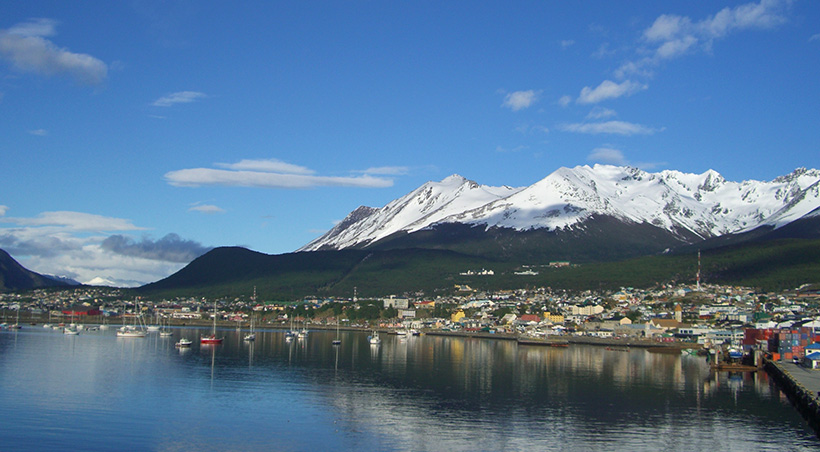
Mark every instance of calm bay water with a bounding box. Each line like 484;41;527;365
0;326;817;451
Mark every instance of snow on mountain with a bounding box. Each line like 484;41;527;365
84;276;144;288
300;165;820;251
300;175;522;250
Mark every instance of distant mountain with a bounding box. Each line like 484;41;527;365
43;274;82;286
0;248;71;292
301;165;820;262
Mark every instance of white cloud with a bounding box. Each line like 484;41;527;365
558;120;661;136
0;211;145;232
165;159;394;189
560;40;575;49
587;147;627;165
502;90;541;111
0;205;8;216
216;158;313;174
28;129;48;136
0;18;108;85
0;210;201;286
557;95;572;107
577;80;647;104
152;91;207;107
188;204;225;214
586;106;617;120
810;33;820;42
621;0;789;77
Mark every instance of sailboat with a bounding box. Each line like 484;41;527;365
116;299;146;338
332;318;341;345
244;288;257;342
64;309;80;335
159;316;173;337
243;314;256;342
201;300;223;344
8;305;22;330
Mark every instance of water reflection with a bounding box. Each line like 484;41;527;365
0;327;817;451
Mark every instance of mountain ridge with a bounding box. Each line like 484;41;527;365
301;165;820;255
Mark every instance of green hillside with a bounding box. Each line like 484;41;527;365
135;238;820;300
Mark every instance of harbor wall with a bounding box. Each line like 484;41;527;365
765;359;820;437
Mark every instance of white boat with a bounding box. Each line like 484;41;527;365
116;299;147;338
244;313;256;342
64;326;80;335
332;320;341;346
368;331;381;345
116;325;146;338
175;338;192;347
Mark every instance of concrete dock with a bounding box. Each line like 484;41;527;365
766;359;820;436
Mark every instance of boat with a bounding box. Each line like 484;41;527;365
116;325;146;338
159;316;173;337
243;314;256;342
201;300;223;345
64;325;80;335
243;288;257;342
368;331;381;345
332;319;341;346
116;299;147;338
63;311;80;335
146;312;161;332
175;338;192;348
410;329;421;336
8;306;22;330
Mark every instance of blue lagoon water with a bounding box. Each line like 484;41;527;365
0;326;817;451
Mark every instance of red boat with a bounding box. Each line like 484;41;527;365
200;334;223;344
200;300;223;344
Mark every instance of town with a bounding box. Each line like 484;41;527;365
3;281;820;366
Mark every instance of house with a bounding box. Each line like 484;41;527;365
651;318;682;331
451;310;466;323
804;349;820;369
518;314;542;324
544;312;565;324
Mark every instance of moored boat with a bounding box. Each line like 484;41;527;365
368;331;381;345
201;300;223;344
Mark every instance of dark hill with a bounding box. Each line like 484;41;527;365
0;248;70;292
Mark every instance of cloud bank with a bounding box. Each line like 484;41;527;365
0;209;208;286
101;233;212;263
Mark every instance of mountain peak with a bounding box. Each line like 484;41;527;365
300;165;820;252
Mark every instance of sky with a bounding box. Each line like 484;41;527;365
1;0;818;286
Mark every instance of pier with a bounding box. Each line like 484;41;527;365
765;359;820;436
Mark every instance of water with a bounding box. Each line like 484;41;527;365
0;326;817;451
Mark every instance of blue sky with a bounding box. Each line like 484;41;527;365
1;0;818;286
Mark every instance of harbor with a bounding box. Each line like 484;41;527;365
766;358;820;435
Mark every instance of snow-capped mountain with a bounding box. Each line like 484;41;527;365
300;174;522;250
300;165;820;254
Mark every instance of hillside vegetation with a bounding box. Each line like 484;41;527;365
135;239;820;300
